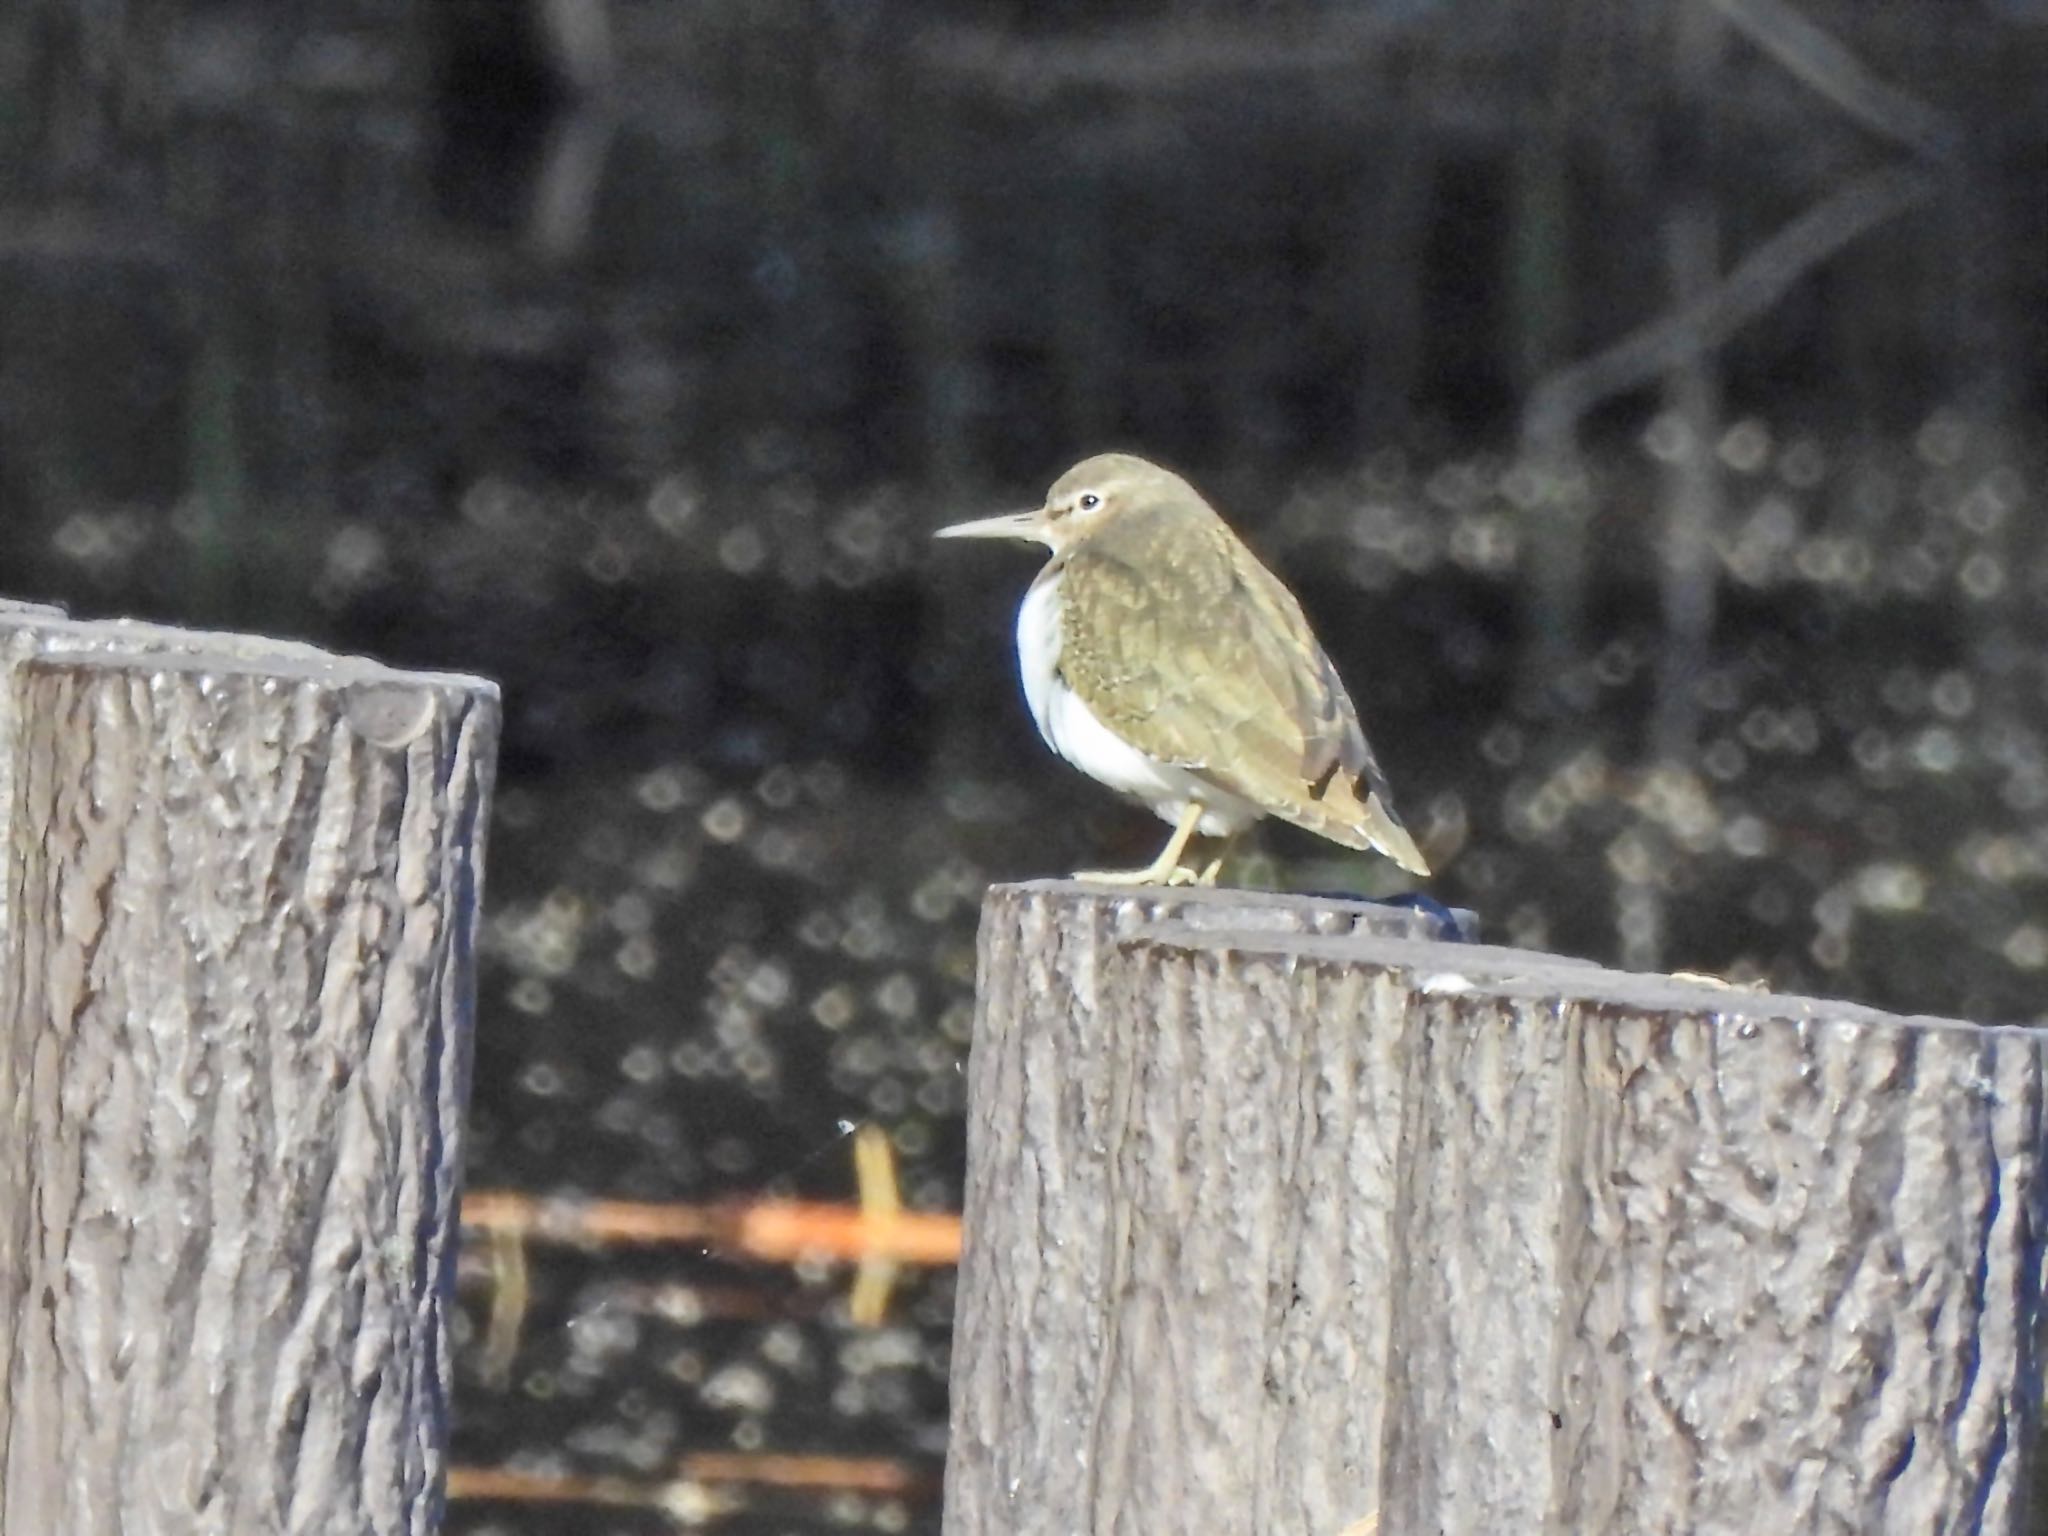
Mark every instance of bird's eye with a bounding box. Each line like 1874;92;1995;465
1078;493;1101;511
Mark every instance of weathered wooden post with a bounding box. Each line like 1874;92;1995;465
0;605;498;1535
945;882;2048;1536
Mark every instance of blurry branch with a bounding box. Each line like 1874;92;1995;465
847;1119;909;1327
674;1453;928;1495
459;1127;959;1361
1706;0;1963;162
448;1454;931;1528
0;209;185;268
538;0;616;95
910;11;1417;94
528;104;617;263
527;0;617;261
1648;1;1726;779
477;1222;531;1390
1521;160;1935;450
451;1454;924;1499
1523;0;1959;449
458;1186;961;1261
1515;0;1953;711
447;1465;739;1526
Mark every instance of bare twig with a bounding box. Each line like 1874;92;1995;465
527;105;617;263
848;1122;908;1326
910;11;1418;94
1521;160;1935;449
1649;1;1728;772
459;1187;963;1266
1707;0;1962;162
446;1453;931;1523
477;1223;531;1390
1522;0;1959;449
536;0;616;96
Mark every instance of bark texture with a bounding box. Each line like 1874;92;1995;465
0;615;498;1536
945;882;2048;1536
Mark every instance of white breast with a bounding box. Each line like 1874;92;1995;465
1015;570;1259;837
1016;571;1065;746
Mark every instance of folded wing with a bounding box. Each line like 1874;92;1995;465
1055;503;1429;875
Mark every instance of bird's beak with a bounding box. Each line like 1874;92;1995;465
933;508;1049;543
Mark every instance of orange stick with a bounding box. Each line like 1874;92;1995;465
445;1466;662;1508
679;1451;929;1495
447;1454;930;1504
732;1200;962;1267
459;1190;962;1267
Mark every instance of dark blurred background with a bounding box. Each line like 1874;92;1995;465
3;0;2046;1530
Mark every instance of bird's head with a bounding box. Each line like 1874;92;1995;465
934;453;1196;555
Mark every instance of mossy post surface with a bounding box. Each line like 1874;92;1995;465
944;881;2047;1536
0;609;499;1536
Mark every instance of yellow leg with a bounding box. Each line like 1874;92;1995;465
1195;832;1240;887
1074;801;1205;887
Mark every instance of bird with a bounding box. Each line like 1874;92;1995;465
935;452;1429;887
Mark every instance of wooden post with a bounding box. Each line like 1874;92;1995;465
0;609;498;1536
945;882;2048;1536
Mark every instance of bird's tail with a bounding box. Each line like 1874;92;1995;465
1292;777;1431;876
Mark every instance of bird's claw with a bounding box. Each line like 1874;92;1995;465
1071;863;1201;887
1072;801;1216;888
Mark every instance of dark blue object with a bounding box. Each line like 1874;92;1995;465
1297;892;1479;941
1370;892;1481;944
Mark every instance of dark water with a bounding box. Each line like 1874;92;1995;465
4;3;2047;1532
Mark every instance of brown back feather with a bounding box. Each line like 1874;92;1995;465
1055;499;1428;874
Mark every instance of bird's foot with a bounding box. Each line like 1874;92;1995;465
1074;802;1210;888
1071;862;1200;887
1191;829;1241;888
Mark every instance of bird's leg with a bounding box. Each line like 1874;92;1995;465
1195;832;1241;887
1073;801;1206;886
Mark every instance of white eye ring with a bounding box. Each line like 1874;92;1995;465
1078;493;1101;511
